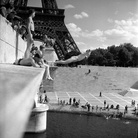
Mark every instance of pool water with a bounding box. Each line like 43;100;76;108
24;111;138;138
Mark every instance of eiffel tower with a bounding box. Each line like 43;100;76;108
2;0;81;60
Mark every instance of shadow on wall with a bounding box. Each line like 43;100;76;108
0;15;26;63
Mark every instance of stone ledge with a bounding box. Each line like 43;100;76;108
0;64;45;138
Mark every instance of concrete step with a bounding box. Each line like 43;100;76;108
0;64;45;138
51;66;138;93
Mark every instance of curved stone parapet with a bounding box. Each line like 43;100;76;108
26;104;49;133
0;64;45;138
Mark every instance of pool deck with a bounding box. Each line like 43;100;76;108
43;92;138;120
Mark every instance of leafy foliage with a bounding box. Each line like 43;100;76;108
87;43;138;67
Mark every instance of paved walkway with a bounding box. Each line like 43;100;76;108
47;92;138;110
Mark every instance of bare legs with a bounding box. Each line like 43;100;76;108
29;58;40;67
55;56;78;64
19;58;39;67
55;50;91;65
44;64;53;80
24;34;33;58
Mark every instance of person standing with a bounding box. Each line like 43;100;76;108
69;98;72;105
92;106;94;112
99;92;102;97
104;100;106;108
24;9;35;58
73;98;76;105
125;105;128;113
44;95;47;103
87;104;90;112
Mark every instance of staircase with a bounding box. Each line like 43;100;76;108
45;66;138;93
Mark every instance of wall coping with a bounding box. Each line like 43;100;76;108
0;64;45;138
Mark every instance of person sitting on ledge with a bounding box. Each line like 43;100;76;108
14;47;40;67
19;25;27;40
14;47;53;81
55;49;91;65
12;15;23;31
33;45;53;80
6;11;16;23
0;3;14;18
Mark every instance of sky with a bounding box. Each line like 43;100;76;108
28;0;138;52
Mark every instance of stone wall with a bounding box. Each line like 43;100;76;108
0;15;26;63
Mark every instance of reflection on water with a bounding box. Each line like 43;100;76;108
23;132;46;138
24;111;138;138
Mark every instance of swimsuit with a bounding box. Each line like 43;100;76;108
26;30;34;35
33;53;42;65
18;58;23;65
34;53;41;58
31;30;34;35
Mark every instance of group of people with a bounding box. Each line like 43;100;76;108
57;97;80;107
57;96;124;119
0;3;14;19
0;3;37;64
0;3;27;40
10;8;54;80
57;96;122;113
39;94;48;103
14;44;53;80
1;3;93;81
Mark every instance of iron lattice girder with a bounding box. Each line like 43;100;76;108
16;6;81;59
34;23;81;59
1;0;57;8
0;0;28;6
13;0;28;7
41;0;58;9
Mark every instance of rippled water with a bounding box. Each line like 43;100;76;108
24;111;138;138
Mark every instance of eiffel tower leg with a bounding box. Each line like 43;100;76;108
16;0;81;60
34;21;81;60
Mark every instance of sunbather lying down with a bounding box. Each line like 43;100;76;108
14;46;39;67
14;57;40;67
55;49;91;65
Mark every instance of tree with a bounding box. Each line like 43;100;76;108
87;43;137;67
132;50;138;66
105;52;116;66
118;47;131;67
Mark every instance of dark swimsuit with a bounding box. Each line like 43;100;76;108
26;30;34;36
34;53;41;58
33;53;42;65
18;58;23;65
31;30;34;35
